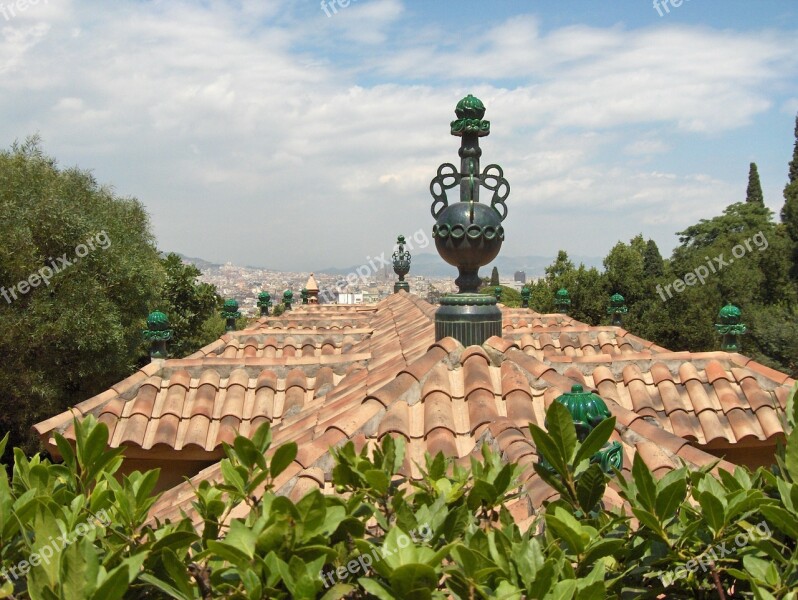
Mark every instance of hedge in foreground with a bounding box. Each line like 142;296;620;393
0;391;797;599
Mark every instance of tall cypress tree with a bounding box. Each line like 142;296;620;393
490;266;500;286
746;162;764;205
643;239;664;278
781;114;798;242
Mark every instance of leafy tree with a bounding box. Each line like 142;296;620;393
478;284;521;307
747;162;765;205
545;250;575;282
154;253;223;358
489;266;500;286
0;138;163;462
603;235;648;306
642;239;664;278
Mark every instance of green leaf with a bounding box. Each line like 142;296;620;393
389;563;438;597
631;452;657;511
581;538;624;567
697;491;725;534
744;555;780;586
364;469;390;495
574;417;616;466
575;463;605;513
545;401;577;464
270;442;298;479
545;507;588;555
760;505;798;539
358;578;397;600
252;421;273;453
655;478;687;521
529;425;569;480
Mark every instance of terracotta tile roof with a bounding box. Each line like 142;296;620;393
32;291;793;528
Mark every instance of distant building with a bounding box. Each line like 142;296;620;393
514;270;526;283
337;292;364;304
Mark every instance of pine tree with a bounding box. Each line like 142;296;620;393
746;162;764;205
490;266;500;286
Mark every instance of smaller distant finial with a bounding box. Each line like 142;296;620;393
554;288;571;315
716;302;746;351
607;292;628;327
221;299;241;332
521;285;531;308
493;286;502;303
257;291;272;316
283;289;294;311
143;311;172;360
393;235;411;293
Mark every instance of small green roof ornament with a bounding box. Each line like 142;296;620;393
546;384;623;473
554;288;571;314
143;310;172;359
493;286;502;303
257;291;272;316
521;285;531;308
221;299;241;331
607;292;628;326
283;289;294;311
301;288;309;305
716;302;746;351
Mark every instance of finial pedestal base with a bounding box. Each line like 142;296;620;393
435;294;502;347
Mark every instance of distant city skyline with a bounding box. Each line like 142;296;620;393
2;1;797;270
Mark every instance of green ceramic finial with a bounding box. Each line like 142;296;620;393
283;289;293;311
546;384;622;473
521;285;531;308
494;286;502;303
716;302;746;351
221;299;241;331
143;310;172;359
554;288;571;314
257;291;272;316
301;288;309;305
451;94;490;137
607;292;628;326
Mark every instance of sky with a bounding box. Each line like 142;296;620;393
2;0;797;272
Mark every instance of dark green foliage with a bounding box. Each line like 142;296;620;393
643;239;664;278
155;253;225;358
489;266;500;286
747;162;764;205
2;391;798;597
0;138;163;462
478;285;521;307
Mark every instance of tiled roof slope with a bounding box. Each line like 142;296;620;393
32;293;793;527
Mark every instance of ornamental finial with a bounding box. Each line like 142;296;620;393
221;299;241;331
521;285;531;308
143;310;172;359
554;288;571;314
283;289;293;311
716;302;746;351
257;291;272;316
431;95;510;346
392;235;411;293
607;292;628;326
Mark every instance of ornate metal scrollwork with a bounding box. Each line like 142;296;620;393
481;164;510;222
430;163;461;219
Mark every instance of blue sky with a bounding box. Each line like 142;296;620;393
1;0;797;271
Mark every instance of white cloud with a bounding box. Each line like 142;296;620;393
0;1;795;269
